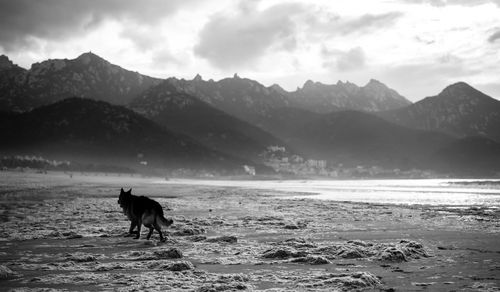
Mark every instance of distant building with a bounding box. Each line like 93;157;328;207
243;165;256;176
306;159;327;168
267;145;286;152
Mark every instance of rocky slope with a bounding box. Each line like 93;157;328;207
130;81;289;163
285;79;411;113
0;53;161;112
163;74;291;127
380;82;500;142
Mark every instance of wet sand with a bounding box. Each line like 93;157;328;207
1;171;499;291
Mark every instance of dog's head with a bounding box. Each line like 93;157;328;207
118;188;132;207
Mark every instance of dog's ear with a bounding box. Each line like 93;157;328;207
128;188;132;193
120;188;124;193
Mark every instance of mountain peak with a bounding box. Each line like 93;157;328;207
269;83;287;94
76;51;107;65
438;81;488;101
0;55;16;70
193;74;203;81
365;79;386;88
441;81;473;92
303;79;315;89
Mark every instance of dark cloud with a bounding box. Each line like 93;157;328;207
0;0;194;51
488;30;500;43
194;2;304;69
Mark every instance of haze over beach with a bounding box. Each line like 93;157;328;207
1;0;500;291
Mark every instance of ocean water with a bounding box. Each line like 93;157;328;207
160;178;500;206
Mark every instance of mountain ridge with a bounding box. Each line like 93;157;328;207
380;82;500;142
0;53;161;112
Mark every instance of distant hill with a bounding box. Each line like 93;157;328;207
130;81;289;163
380;82;500;142
0;98;244;172
287;79;411;113
164;75;292;127
261;108;453;169
0;55;32;111
0;53;161;112
431;136;500;176
166;75;412;125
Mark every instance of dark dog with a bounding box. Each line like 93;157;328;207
118;188;173;241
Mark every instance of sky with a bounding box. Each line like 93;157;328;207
0;0;499;102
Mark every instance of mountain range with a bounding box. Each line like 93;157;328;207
0;53;160;112
1;52;499;176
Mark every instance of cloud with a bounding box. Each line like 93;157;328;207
322;47;366;72
399;0;499;6
120;27;161;52
304;11;403;37
151;49;187;68
378;57;479;99
488;30;500;43
194;2;304;69
337;12;403;34
0;0;194;51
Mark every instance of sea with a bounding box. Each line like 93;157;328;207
159;178;500;207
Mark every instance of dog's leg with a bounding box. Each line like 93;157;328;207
127;221;138;236
153;222;165;242
134;220;142;239
146;226;154;240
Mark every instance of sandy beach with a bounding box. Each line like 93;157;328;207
1;171;499;291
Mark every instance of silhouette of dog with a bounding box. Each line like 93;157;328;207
118;188;173;241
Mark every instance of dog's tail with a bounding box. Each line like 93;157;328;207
156;213;174;228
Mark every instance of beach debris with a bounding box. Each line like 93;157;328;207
284;221;307;230
377;240;430;262
62;231;83;239
66;253;97;262
206;235;237;244
262;248;307;259
153;248;183;259
296;271;382;290
290;255;331;265
0;265;18;279
172;227;205;236
265;238;430;263
164;260;194;272
187;235;207;242
274;238;318;248
197;274;250;292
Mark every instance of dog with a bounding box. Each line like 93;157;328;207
118;188;173;241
